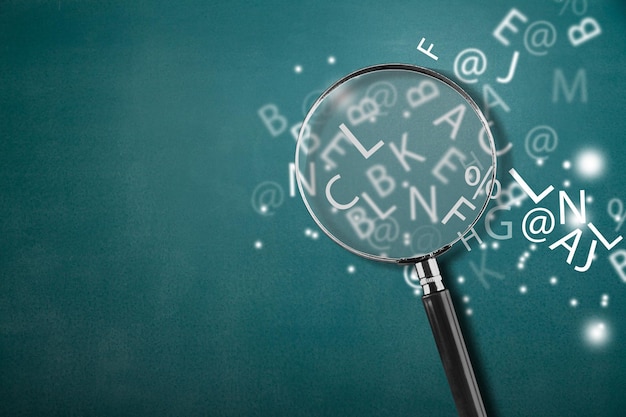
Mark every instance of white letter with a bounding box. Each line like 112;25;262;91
325;174;358;210
339;123;384;159
568;17;601;47
433;104;466;140
366;165;396;198
389;132;426;171
258;104;287;137
493;8;528;46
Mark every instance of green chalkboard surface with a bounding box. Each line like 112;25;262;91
1;1;626;416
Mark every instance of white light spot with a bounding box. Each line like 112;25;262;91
519;285;528;294
601;294;609;308
517;263;524;270
327;56;336;65
576;149;604;179
480;243;487;250
570;298;579;307
563;160;571;170
563;179;571;188
458;276;465;284
254;240;263;249
462;295;470;303
403;110;411;118
347;265;356;274
491;241;499;250
536;158;544;166
549;276;558;285
294;65;303;73
530;244;537;251
584;320;610;347
466;308;473;316
586;195;593;203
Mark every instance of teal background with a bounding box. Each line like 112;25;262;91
1;1;625;416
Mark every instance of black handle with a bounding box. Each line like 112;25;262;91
422;289;487;417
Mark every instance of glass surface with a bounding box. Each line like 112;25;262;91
296;64;496;262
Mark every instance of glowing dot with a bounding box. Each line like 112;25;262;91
517;263;524;270
480;243;487;250
305;228;312;236
523;251;530;258
519;285;528;294
294;65;303;73
403;110;411;118
563;160;571;170
584;320;609;347
347;265;356;274
530;244;537;251
601;294;609;308
491;242;499;250
458;276;465;284
260;205;268;213
466;308;473;316
576;149;604;179
311;231;319;239
462;295;470;303
563;179;571;188
536;158;544;166
586;195;593;203
549;276;558;285
327;56;336;64
570;298;579;307
254;240;263;249
402;181;409;188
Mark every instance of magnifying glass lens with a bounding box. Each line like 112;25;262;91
296;65;496;262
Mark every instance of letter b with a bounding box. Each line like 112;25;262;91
346;207;376;240
366;164;395;198
258;104;287;137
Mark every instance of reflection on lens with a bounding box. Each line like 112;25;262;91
296;64;496;262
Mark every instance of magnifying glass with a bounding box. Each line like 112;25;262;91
295;64;496;417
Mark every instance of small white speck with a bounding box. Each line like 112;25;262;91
519;285;528;294
601;294;609;308
570;298;579;307
563;160;571;170
458;276;465;284
466;308;473;316
347;265;356;274
294;65;303;73
491;242;499;250
462;295;470;303
403;110;411;118
327;56;336;64
549;276;558;285
563;179;571;188
254;240;263;249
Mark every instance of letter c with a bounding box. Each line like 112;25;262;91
325;174;359;210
